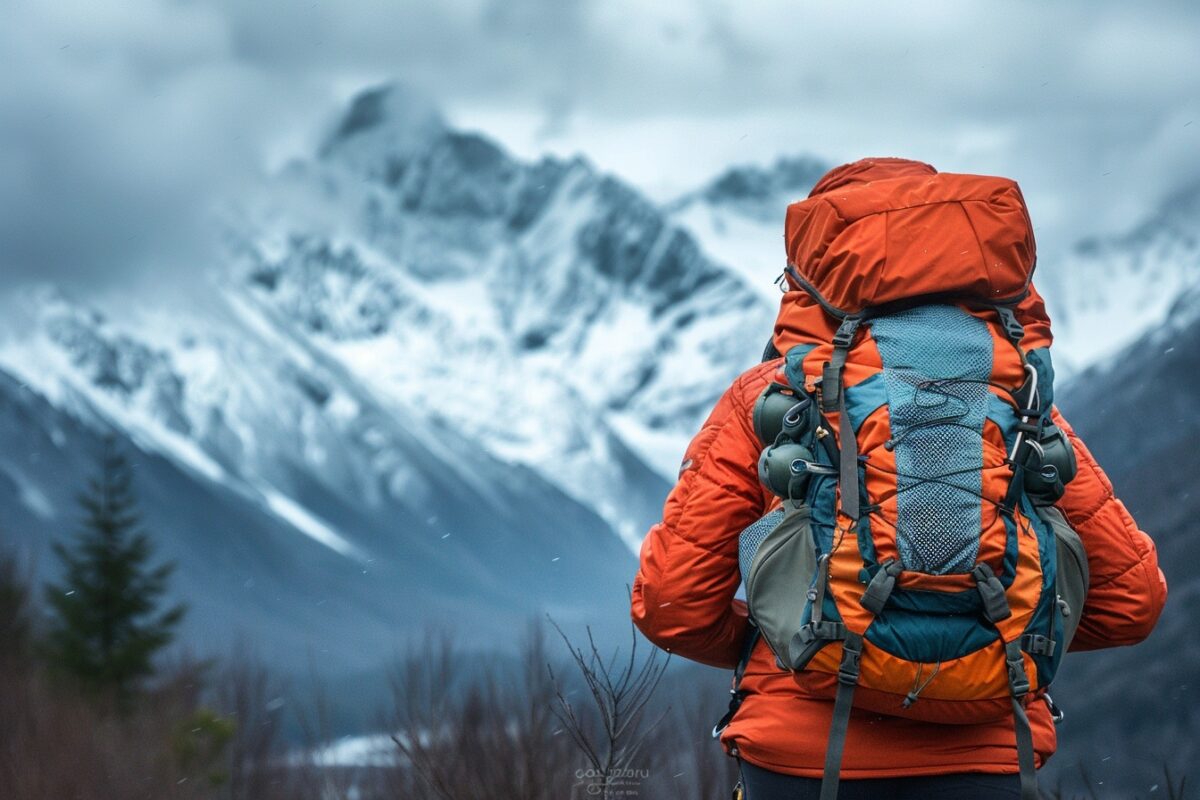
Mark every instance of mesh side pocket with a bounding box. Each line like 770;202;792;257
739;508;785;585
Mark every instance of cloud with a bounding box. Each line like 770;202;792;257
2;0;1198;293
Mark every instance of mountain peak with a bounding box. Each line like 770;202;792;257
670;154;829;223
318;83;447;166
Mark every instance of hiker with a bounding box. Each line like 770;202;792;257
631;158;1167;800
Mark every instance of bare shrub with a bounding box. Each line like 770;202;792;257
548;619;670;799
384;623;578;800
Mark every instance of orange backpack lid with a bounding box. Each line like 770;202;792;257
774;158;1049;353
783;159;1037;313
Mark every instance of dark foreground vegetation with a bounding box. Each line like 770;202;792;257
5;551;1195;799
1;549;739;799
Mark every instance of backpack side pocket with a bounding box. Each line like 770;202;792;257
1037;505;1089;651
742;502;816;665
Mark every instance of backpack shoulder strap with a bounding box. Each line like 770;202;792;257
820;315;864;522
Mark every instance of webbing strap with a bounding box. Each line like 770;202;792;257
820;680;857;800
1011;695;1038;800
1001;466;1024;518
811;554;831;625
1004;639;1039;800
820;316;862;521
821;317;861;413
820;633;863;800
837;385;861;521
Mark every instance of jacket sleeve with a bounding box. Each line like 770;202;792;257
631;371;771;669
1051;408;1167;651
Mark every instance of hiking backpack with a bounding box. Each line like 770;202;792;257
722;271;1089;800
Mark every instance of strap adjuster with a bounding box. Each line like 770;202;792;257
831;316;862;348
796;620;847;645
1005;640;1031;698
995;306;1025;344
837;633;864;685
1020;633;1057;657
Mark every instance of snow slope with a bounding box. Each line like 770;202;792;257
1043;180;1200;373
0;84;776;674
668;155;828;302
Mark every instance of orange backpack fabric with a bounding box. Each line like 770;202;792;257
631;158;1167;778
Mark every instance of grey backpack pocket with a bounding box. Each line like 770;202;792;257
1036;505;1090;651
740;502;816;665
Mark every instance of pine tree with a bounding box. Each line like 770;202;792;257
44;438;186;702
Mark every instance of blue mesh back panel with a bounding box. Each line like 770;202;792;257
739;508;785;584
869;306;993;574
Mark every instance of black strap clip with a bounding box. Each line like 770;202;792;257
1005;639;1031;699
712;688;742;738
837;633;864;686
1020;633;1057;657
994;306;1025;345
831;315;862;349
1045;693;1066;725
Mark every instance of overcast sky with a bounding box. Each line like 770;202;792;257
3;0;1198;296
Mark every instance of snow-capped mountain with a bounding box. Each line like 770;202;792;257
1044;179;1200;373
669;155;829;301
0;84;775;674
1046;283;1200;795
0;286;639;675
226;84;775;546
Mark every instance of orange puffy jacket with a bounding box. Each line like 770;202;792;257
631;158;1167;778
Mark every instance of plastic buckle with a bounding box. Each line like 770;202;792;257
1006;655;1031;699
837;636;863;685
832;316;862;348
996;306;1025;343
